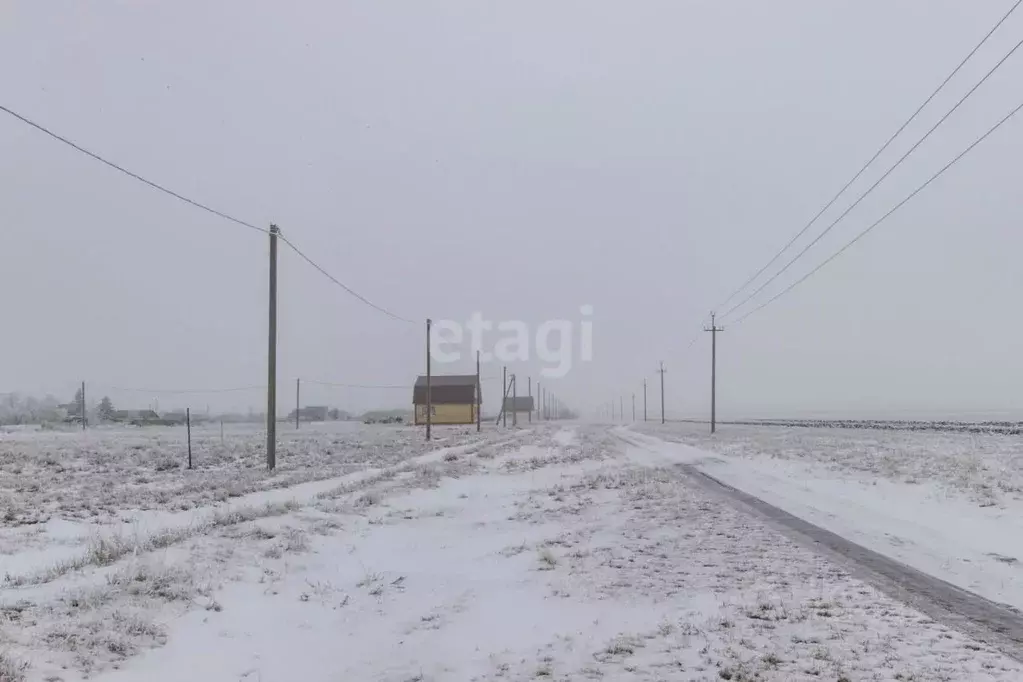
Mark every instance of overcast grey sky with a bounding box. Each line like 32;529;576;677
3;1;1023;419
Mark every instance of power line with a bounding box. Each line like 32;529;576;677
713;0;1022;314
721;31;1023;321
101;384;265;394
732;96;1023;326
0;104;421;323
278;233;416;324
305;374;502;389
303;379;410;390
0;104;267;235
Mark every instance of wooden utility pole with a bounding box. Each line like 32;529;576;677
658;361;666;425
267;224;279;471
502;366;507;427
295;378;301;429
80;381;86;431
426;318;432;441
643;379;647;422
536;381;541;421
704;312;725;434
512;374;518;427
476;350;481;433
186;408;192;469
528;377;532;423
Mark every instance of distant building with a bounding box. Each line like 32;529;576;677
111;409;161;424
287;406;330;423
412;375;480;425
503;396;535;416
58;403;83;420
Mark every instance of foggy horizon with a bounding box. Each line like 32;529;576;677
5;1;1023;421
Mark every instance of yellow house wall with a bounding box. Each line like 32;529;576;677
413;402;476;423
415;403;476;425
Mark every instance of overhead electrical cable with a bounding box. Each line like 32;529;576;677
713;0;1023;314
0;103;417;323
720;31;1023;321
0;104;267;235
277;234;416;324
731;96;1023;325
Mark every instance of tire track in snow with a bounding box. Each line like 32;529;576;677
612;428;1023;662
685;465;1023;662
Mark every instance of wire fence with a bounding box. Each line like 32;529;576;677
0;373;552;431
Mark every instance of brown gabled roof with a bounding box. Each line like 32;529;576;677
414;375;477;388
412;375;480;405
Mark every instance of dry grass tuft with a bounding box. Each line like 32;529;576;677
284;529;309;553
6;500;301;587
0;652;27;682
537;547;558;570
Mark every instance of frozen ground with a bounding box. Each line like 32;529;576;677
632;421;1023;615
0;422;494;575
0;422;492;522
3;422;1021;681
693;418;1023;436
638;421;1023;506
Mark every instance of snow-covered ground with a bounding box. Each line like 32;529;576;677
632;421;1023;615
3;422;1021;680
0;422;493;577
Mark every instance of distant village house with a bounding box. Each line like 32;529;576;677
412;375;480;425
503;396;535;417
287;405;331;422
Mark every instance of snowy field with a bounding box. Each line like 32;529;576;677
638;421;1023;507
0;422;501;578
633;421;1023;616
3;422;1022;680
0;422;492;523
690;418;1023;436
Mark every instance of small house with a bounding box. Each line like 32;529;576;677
503;396;535;417
287;405;330;423
412;375;480;425
111;409;161;425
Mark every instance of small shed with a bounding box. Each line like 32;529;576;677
412;375;480;425
288;406;330;422
112;409;161;423
503;396;535;415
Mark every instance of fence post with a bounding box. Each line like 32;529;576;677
186;408;192;469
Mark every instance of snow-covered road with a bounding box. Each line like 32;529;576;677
627;424;1023;615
